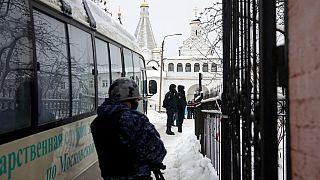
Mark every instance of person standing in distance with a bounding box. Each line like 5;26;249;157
162;84;178;135
91;78;167;180
177;85;187;133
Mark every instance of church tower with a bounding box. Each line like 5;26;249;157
134;1;159;61
178;13;212;57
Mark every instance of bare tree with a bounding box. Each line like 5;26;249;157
0;0;33;91
198;0;287;158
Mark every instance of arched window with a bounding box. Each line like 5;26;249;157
168;63;174;72
185;63;191;72
203;63;208;72
211;63;217;72
177;63;183;72
194;63;200;72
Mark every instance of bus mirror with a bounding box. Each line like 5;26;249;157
149;80;157;94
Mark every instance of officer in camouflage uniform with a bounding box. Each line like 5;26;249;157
91;78;167;180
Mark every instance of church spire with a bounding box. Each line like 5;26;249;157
117;6;122;25
140;0;149;8
134;0;157;50
190;7;201;38
193;7;199;19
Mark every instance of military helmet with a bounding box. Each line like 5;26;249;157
109;77;141;101
169;84;176;92
178;85;185;92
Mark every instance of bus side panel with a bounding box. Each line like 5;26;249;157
0;116;97;180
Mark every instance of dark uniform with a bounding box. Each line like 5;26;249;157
162;84;178;135
177;85;187;132
91;78;167;180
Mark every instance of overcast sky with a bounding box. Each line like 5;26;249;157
108;0;214;57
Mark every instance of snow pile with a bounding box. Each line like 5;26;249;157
147;110;218;180
148;109;167;122
173;135;218;180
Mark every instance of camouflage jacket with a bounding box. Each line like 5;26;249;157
91;98;167;179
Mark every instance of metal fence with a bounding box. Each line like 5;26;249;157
195;91;288;180
221;0;289;179
194;0;289;179
0;91;95;119
194;95;222;177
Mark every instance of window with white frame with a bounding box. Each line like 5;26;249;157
89;80;94;88
211;63;217;72
177;63;183;72
186;63;191;72
194;63;200;72
102;80;108;87
203;63;208;72
168;63;174;72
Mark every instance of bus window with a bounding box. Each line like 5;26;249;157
68;25;95;116
123;48;134;79
34;10;69;124
139;57;146;96
139;56;148;113
95;38;110;106
0;0;33;134
133;53;142;94
109;43;122;82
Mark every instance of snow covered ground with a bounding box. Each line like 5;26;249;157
147;110;218;180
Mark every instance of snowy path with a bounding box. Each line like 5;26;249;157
147;110;218;180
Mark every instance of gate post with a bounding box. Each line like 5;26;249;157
222;0;231;179
259;0;278;179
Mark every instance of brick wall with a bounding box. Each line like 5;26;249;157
289;0;320;179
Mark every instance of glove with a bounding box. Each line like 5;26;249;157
150;163;166;171
150;163;166;180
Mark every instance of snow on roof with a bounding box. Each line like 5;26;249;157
86;1;140;52
146;69;162;77
68;0;89;26
39;0;140;53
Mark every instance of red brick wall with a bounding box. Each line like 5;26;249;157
289;0;320;179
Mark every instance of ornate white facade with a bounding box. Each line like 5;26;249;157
134;1;222;110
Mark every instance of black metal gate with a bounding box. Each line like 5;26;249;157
221;0;289;179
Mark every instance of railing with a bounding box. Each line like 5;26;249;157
194;94;222;178
0;91;95;119
75;93;95;115
194;91;288;180
0;88;16;110
42;92;95;117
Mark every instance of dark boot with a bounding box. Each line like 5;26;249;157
178;126;182;133
166;126;175;135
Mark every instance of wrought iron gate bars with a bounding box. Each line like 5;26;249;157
222;0;281;179
252;0;260;179
221;0;231;179
232;0;240;178
259;0;278;179
243;0;253;179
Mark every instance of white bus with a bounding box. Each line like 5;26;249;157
0;0;156;179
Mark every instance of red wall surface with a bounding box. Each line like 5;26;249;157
289;0;320;179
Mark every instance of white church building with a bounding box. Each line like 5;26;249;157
134;1;222;110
